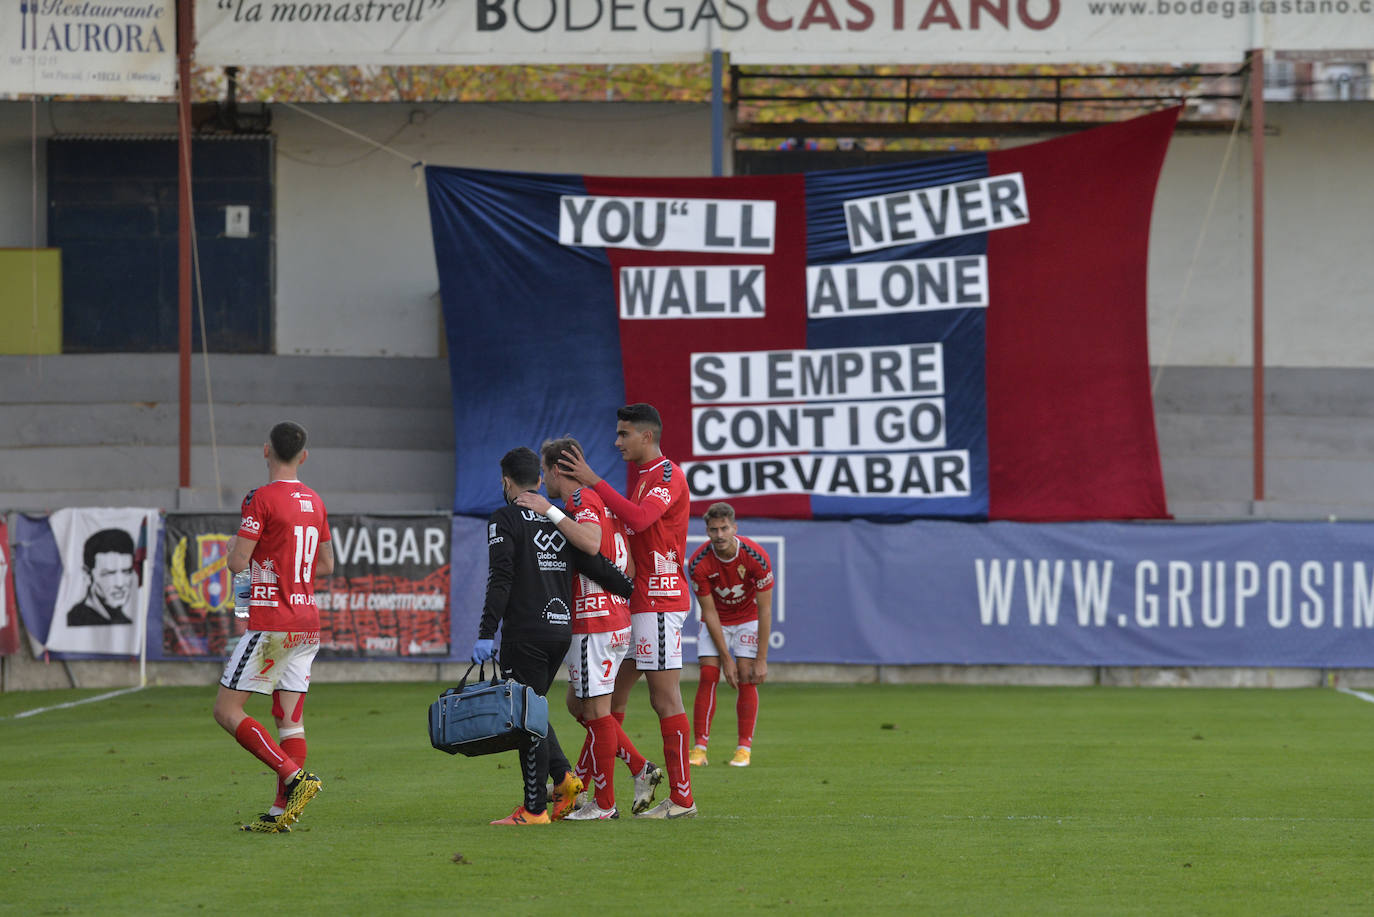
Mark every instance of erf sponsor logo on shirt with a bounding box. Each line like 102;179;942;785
575;591;626;618
575;592;610;617
649;573;682;597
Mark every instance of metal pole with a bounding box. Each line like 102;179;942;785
1249;49;1265;504
176;0;194;490
711;49;724;177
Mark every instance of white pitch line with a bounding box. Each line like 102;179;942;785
8;684;145;719
1336;684;1374;705
629;813;1370;823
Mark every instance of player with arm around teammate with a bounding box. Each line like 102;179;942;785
212;421;333;834
558;403;697;819
515;436;653;820
688;502;774;768
475;447;634;825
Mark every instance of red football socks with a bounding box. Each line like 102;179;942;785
587;715;619;810
612;711;648;775
737;683;758;748
275;735;307;807
234;717;299;780
660;712;693;807
574;728;593;786
693;665;720;746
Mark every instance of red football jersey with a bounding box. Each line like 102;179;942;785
565;487;631;634
236;479;331;632
688;535;774;626
594;457;690;614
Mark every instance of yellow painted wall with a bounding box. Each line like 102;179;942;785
0;249;61;354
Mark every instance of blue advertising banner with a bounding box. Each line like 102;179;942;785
451;515;1374;668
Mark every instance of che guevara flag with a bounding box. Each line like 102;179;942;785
427;108;1176;522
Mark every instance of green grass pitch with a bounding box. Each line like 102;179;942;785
4;681;1374;915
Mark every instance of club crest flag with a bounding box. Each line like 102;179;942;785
163;514;243;657
45;507;161;656
0;517;17;656
427;109;1176;522
162;513;451;658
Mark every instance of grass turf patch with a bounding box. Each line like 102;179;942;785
3;682;1374;915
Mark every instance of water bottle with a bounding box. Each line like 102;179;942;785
233;570;252;619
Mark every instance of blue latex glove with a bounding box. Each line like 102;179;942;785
471;638;495;663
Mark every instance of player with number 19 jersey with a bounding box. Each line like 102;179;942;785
236;480;331;632
567;487;631;634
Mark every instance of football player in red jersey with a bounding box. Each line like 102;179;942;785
558;403;697;819
687;502;774;769
515;436;653;820
212;422;334;833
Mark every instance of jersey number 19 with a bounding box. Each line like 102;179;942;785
293;525;320;583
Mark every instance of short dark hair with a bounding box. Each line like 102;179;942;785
704;502;736;523
83;528;134;569
269;421;308;464
500;446;542;487
540;436;582;469
617;403;662;443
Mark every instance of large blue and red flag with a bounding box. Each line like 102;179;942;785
427;108;1176;521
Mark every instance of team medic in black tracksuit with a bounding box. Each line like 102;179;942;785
475;448;633;822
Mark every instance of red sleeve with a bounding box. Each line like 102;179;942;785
745;538;774;591
689;546;712;596
237;489;266;542
754;566;775;593
569;498;601;527
592;479;670;533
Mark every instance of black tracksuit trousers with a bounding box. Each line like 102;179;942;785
500;638;572;814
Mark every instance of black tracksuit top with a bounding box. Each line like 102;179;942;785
478;501;633;643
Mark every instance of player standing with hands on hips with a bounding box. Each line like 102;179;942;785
687;501;773;768
558;403;697;818
213;421;332;834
